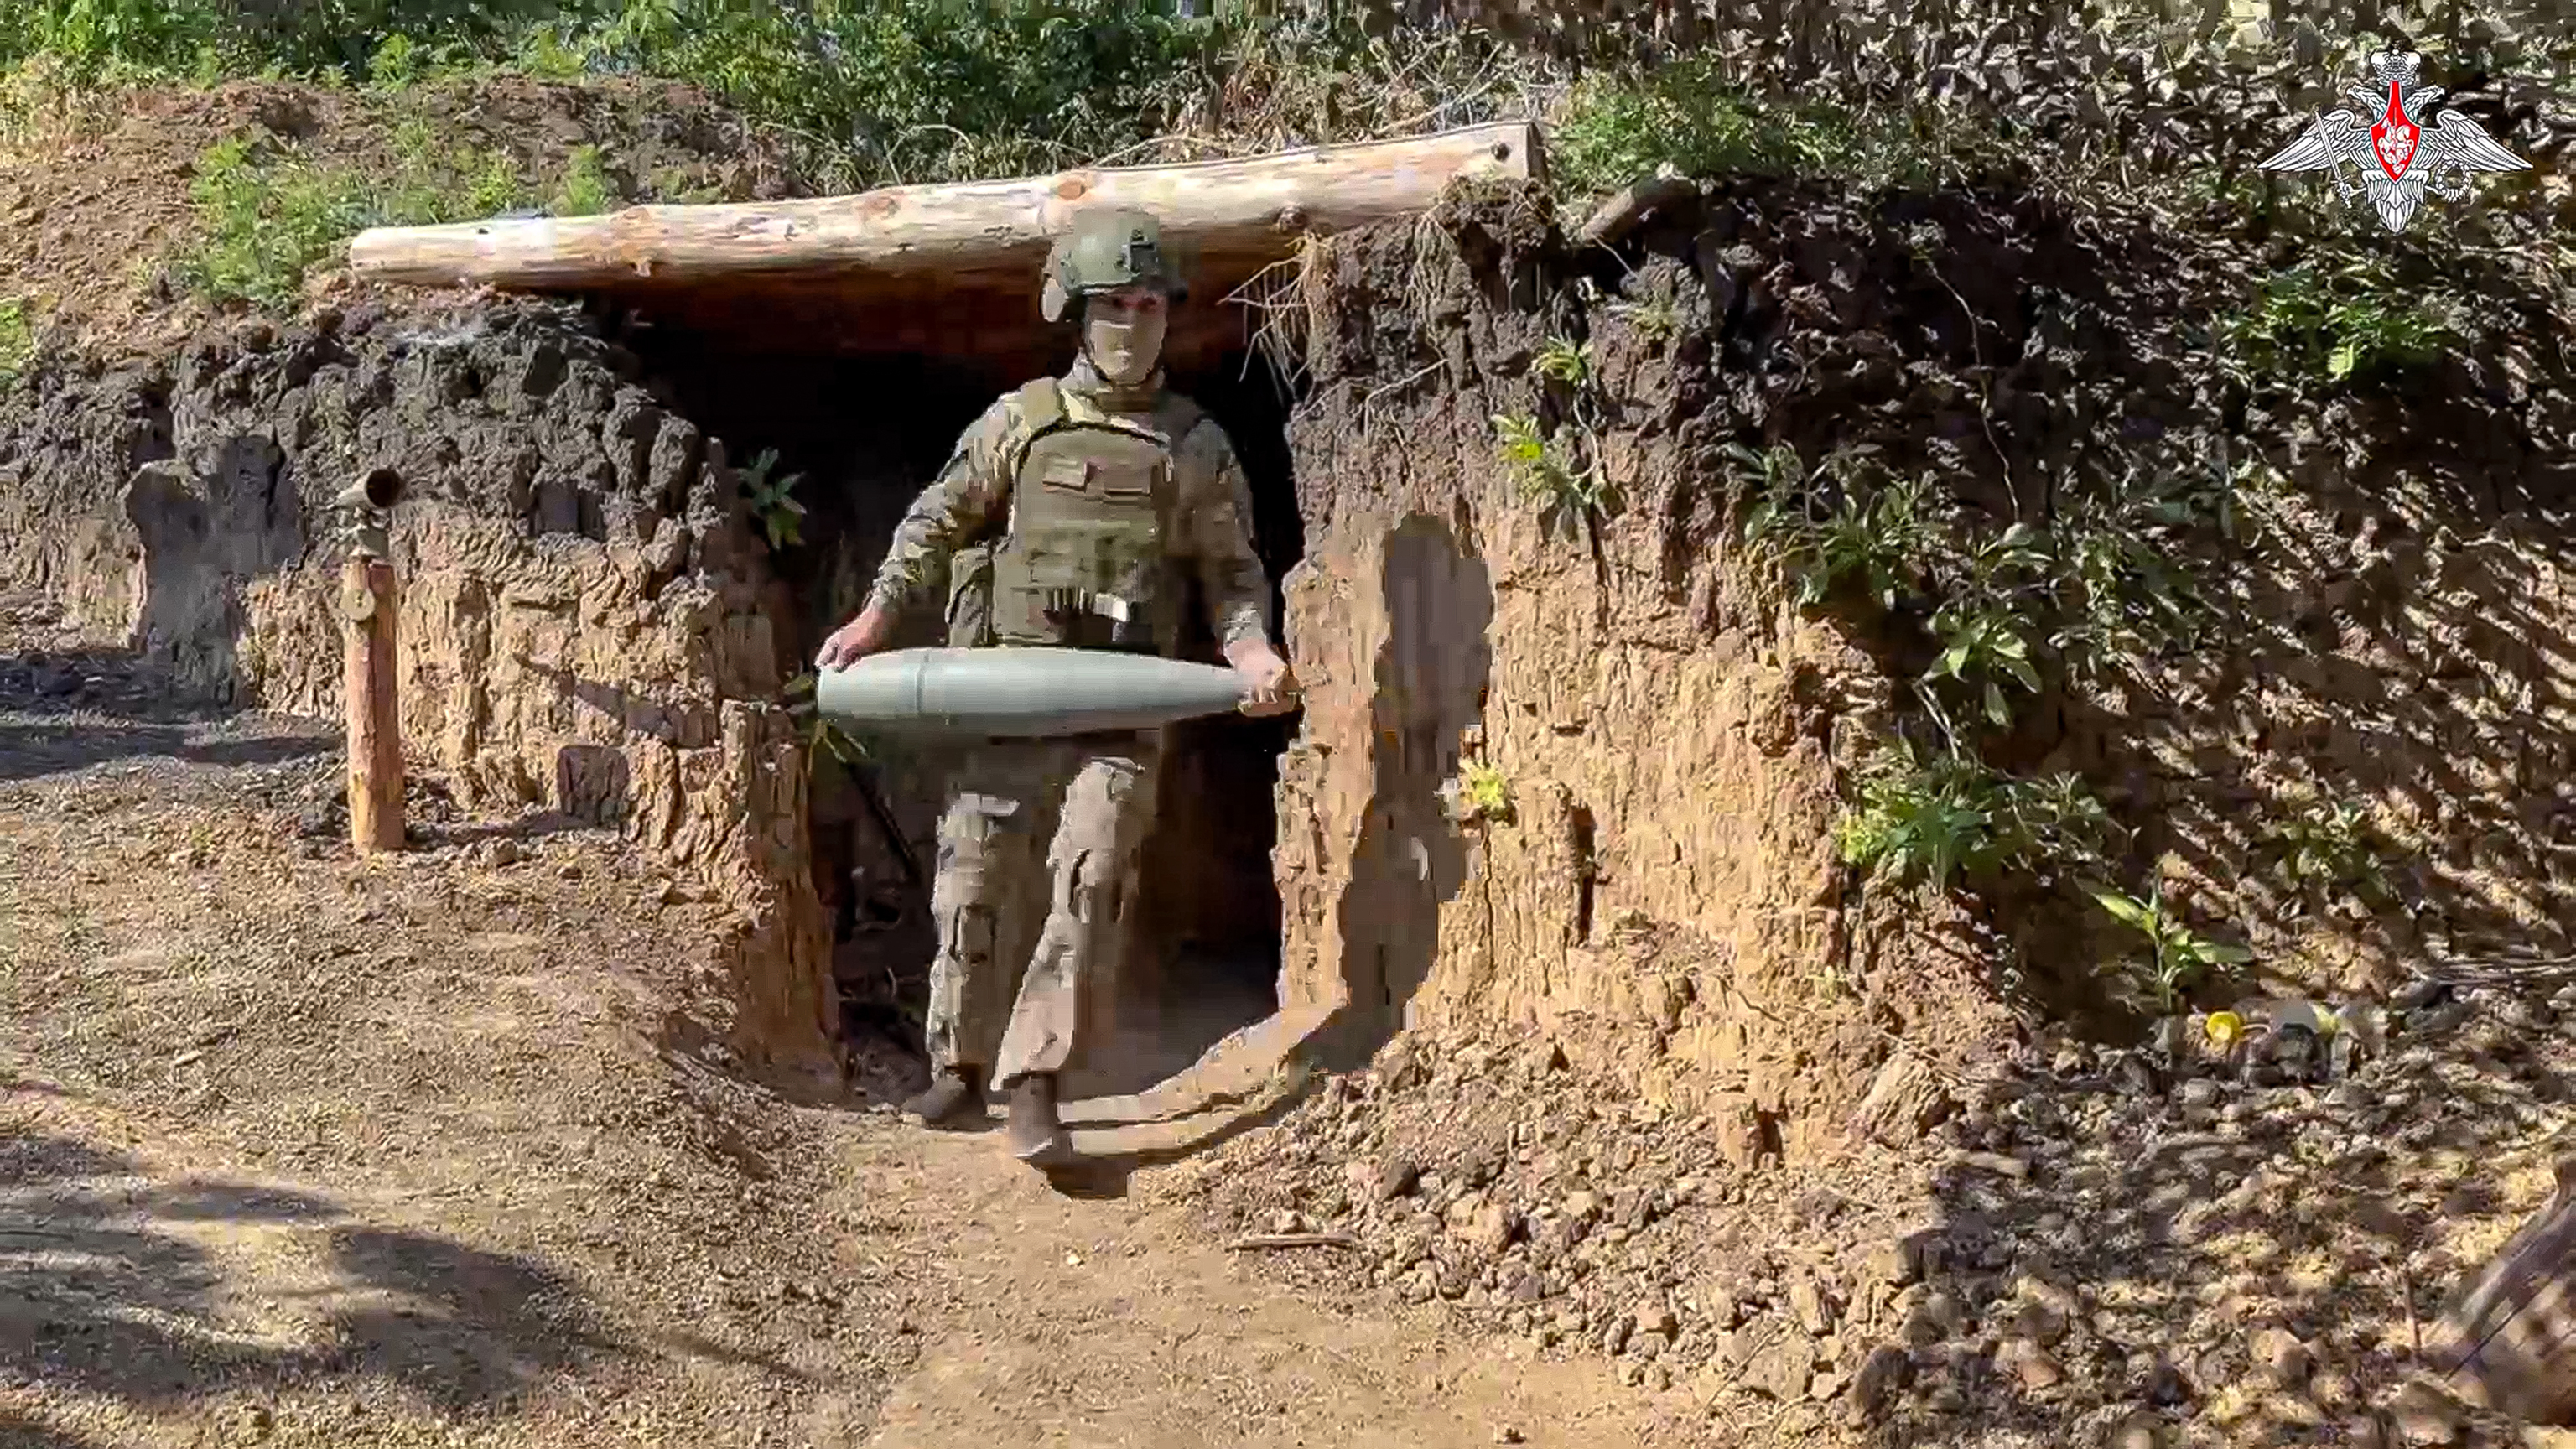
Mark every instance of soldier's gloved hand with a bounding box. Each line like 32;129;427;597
816;602;898;671
1226;641;1296;717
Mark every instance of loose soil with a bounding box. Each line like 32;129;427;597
0;593;1684;1449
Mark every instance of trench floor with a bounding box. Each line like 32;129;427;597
0;600;1685;1449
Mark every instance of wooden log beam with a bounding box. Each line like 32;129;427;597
346;121;1540;293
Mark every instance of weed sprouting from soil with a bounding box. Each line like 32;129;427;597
1732;426;2309;1004
0;297;32;389
2268;797;2393;901
1452;759;1514;827
172;136;376;308
741;449;807;551
2220;257;2461;386
551;143;618;217
1737;446;1944;614
1835;745;2111;892
1493;412;1611;541
2088;881;2252;1013
1548;57;2001;209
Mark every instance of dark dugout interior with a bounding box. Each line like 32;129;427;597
622;313;1305;1103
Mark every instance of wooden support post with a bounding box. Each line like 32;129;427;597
342;555;404;854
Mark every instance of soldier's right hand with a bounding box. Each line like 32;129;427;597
816;603;898;670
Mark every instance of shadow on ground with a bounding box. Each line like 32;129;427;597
0;634;338;787
0;1128;619;1422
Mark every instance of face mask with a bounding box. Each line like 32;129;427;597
1083;299;1166;387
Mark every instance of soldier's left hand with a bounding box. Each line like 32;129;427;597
1231;644;1296;717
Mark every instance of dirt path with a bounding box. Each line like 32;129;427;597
853;1124;1675;1449
0;606;1672;1449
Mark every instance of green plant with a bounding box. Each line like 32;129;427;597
1922;600;2043;730
742;448;806;550
2269;797;2386;896
171;135;372;307
1456;759;1513;826
1615;293;1679;340
365;30;423;90
782;671;869;771
2220;257;2458;385
171;117;532;306
380;115;525;224
1740;449;1945;612
2045;474;2211;681
1837;745;2112;891
2088;882;2251;1012
1992;771;2116;876
1532;335;1592;387
1835;745;2006;891
553;143;616;216
1493;413;1612;541
0;297;32;390
1919;522;2050;732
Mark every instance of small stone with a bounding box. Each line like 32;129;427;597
1509;1271;1546;1304
1493;1429;1524;1446
1998;1337;2064;1391
1268;1209;1304;1234
1633;1302;1678;1338
1618;1361;1647;1387
1745;1332;1818;1401
1378;1157;1422;1200
1648;1363;1672;1392
1862;1239;1919;1287
2108;1410;2164;1449
658;880;689;905
1602;1318;1631;1355
487;838;522;866
1788;1279;1837;1335
2146;1358;2192;1406
2179;1078;2221;1108
1903;1291;1964;1347
557;862;584;880
1561;1189;1602;1223
1850;1345;1911;1420
1457;1199;1520;1254
2254;1326;2313;1387
2390;1382;2465;1445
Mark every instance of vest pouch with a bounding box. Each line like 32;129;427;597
994;517;1166;647
945;542;996;648
995;422;1174;649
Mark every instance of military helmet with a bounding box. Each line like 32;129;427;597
1040;207;1187;323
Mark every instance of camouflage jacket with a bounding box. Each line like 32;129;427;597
863;359;1275;652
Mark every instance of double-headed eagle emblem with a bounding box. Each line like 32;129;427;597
2257;50;2530;234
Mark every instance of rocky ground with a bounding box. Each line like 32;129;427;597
1166;975;2576;1447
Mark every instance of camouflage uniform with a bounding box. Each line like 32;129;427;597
866;355;1275;1088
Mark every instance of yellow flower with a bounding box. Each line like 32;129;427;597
2205;1010;2246;1047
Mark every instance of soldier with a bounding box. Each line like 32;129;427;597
815;207;1296;1168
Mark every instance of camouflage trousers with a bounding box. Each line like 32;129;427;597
923;734;1160;1085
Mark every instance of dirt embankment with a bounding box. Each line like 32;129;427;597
1188;174;2576;1446
1267;172;2576;1099
0;295;837;1087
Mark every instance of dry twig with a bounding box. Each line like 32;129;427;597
1226;1231;1359;1252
